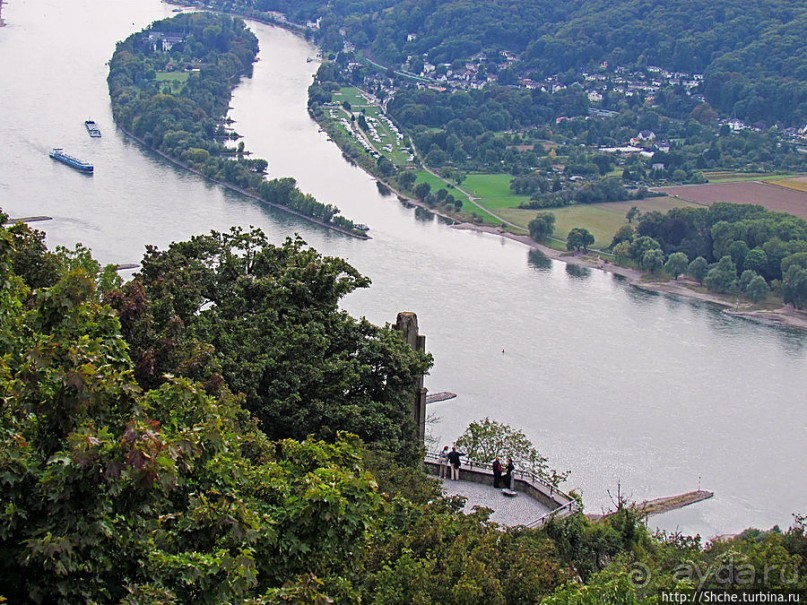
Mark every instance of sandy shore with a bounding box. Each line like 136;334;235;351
452;223;807;332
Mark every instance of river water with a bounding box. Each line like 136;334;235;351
1;0;805;538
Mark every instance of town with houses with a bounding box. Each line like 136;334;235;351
163;5;807;157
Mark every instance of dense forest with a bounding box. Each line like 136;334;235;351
600;202;807;306
107;13;358;232
217;0;807;125
2;212;806;602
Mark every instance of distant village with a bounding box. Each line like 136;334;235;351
171;4;807;154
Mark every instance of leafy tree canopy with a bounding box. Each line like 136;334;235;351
110;227;432;465
1;211;806;603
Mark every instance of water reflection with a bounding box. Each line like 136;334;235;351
414;206;435;222
565;263;591;279
527;248;553;272
776;329;807;356
624;285;662;306
375;181;392;197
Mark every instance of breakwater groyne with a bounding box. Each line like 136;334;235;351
587;489;715;521
426;391;456;404
4;216;52;224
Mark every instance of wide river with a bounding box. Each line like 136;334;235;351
1;0;805;537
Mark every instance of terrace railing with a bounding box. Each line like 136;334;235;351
424;451;579;527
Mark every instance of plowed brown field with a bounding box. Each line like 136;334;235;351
658;181;807;220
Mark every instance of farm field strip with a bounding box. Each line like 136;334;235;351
769;177;807;192
658;181;807;220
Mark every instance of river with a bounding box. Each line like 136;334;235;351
0;0;805;538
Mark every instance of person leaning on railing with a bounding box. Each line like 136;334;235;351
438;445;450;478
447;446;463;481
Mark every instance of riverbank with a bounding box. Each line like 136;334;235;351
235;12;807;333
117;126;368;241
452;223;807;331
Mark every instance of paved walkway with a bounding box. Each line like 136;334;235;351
438;478;552;526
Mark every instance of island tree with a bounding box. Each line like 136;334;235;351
745;274;769;303
687;256;709;284
664;251;689;279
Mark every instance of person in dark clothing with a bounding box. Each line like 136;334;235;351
447;447;462;480
503;457;515;490
492;456;503;488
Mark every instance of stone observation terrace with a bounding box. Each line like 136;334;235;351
393;312;578;528
396;312;711;525
424;453;578;528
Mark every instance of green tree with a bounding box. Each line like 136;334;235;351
781;251;807;274
704;255;738;294
641;248;666;273
112;228;432;465
0;231;383;603
745;274;769;303
663;251;689;279
413;181;431;201
629;236;661;262
626;206;640;223
455;417;549;477
613;240;632;263
566;227;595;252
762;237;790;280
4;221;62;289
782;265;807;309
739;269;758;291
377;154;396;176
529;212;556;241
542;570;640;605
610;224;634;249
743;248;768;275
687;256;709;284
397;170;417;190
728;240;750;270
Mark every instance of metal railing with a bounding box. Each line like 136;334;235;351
525;500;577;528
424;451;579;514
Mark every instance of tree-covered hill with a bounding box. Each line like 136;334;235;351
221;0;807;124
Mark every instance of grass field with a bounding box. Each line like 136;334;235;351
451;172;698;242
462;173;531;209
497;196;697;248
769;177;807;192
407;171;510;221
333;87;368;108
156;71;189;92
413;171;470;203
703;171;801;183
